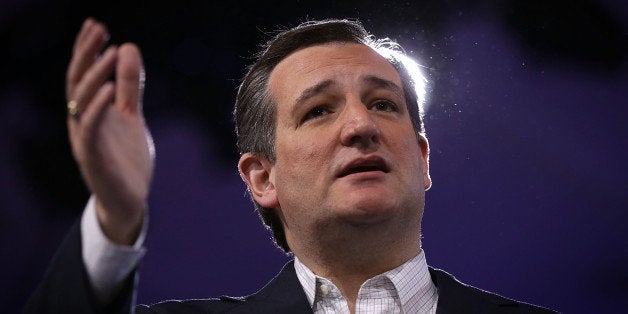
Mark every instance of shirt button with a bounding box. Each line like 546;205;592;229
320;284;330;295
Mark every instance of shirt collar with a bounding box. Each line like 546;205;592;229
293;250;438;313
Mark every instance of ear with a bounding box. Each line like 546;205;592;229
419;135;432;191
238;153;279;208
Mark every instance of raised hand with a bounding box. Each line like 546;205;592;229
66;18;154;245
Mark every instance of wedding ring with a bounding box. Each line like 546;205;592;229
67;100;80;119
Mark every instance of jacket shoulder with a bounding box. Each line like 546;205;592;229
428;267;559;313
135;297;247;314
136;261;311;314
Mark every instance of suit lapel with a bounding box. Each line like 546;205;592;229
236;260;312;313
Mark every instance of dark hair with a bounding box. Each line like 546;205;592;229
234;19;427;253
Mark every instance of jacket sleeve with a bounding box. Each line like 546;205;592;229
23;220;137;314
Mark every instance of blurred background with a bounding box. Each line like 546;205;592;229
1;0;626;312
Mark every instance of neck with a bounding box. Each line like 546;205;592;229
290;220;422;308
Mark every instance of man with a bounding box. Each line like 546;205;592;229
26;17;557;313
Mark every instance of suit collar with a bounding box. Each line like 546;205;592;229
235;262;543;314
242;260;312;313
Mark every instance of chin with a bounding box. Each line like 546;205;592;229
336;197;402;225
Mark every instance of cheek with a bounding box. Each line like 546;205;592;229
275;137;329;188
392;132;424;178
279;130;331;166
273;143;330;223
398;148;421;178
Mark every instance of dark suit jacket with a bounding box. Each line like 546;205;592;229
25;222;558;313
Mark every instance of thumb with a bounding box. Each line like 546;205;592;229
115;43;145;113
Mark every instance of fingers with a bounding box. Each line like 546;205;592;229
68;46;117;118
65;18;145;125
67;18;109;100
67;82;115;159
115;43;144;114
81;82;116;131
68;81;115;132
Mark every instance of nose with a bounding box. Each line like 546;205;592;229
339;101;381;150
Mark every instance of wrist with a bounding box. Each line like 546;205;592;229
95;198;145;245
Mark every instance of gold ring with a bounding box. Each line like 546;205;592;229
67;100;80;118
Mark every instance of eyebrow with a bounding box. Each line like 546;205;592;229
293;79;335;112
361;75;404;101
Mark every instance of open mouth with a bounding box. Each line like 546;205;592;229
338;158;390;177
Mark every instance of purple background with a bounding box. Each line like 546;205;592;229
1;1;626;313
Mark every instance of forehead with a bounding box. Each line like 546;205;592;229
268;43;402;107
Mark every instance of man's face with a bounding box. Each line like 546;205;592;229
260;43;430;248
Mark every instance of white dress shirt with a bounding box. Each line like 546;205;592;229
294;251;439;314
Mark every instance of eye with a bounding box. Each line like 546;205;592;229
302;106;331;122
372;100;398;112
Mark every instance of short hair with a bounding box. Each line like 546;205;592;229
234;19;428;253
